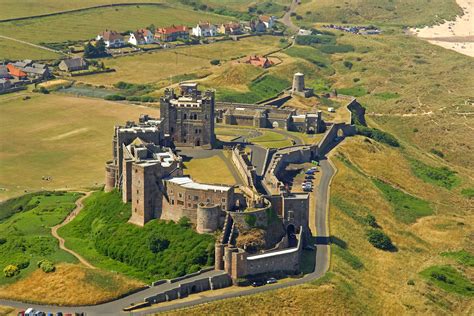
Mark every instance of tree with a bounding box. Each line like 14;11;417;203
84;42;96;58
367;229;394;251
178;216;191;227
95;39;107;56
210;59;220;65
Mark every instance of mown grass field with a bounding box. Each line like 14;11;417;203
295;0;462;27
76;36;282;85
182;153;238;185
0;92;160;201
0;4;224;45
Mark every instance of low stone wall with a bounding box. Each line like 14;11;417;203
144;273;232;305
231;146;257;189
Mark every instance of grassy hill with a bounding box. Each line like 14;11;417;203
58;190;215;282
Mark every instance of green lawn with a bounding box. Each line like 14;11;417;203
58;190;215;282
441;250;474;267
420;265;473;297
0;191;81;285
0;4;225;45
249;130;293;149
0;38;61;60
372;179;433;224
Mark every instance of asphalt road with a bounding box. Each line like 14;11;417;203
279;0;300;33
0;148;337;315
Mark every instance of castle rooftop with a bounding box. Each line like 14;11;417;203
166;176;232;192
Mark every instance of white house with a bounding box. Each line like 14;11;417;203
192;22;217;37
96;30;125;48
128;29;154;45
259;15;276;29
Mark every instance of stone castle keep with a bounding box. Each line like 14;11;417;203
102;80;349;282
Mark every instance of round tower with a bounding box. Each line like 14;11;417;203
196;203;221;233
292;72;305;93
104;162;116;192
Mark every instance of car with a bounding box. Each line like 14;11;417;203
305;170;315;175
251;280;265;287
266;277;277;284
56;313;63;316
305;174;314;179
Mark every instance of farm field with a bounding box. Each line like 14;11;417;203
0;92;160;201
0;38;61;60
0;4;225;45
75;36;283;85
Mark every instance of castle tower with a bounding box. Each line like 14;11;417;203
196;203;221;233
292;72;305;93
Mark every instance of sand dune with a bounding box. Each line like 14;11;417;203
411;0;474;57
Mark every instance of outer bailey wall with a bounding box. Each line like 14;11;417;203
231;147;257;189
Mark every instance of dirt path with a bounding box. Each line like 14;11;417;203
0;34;63;54
51;191;96;269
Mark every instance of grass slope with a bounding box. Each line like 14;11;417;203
0;192;80;286
0;92;160;201
58;190;215;282
420;265;473;297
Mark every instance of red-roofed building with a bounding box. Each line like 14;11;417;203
246;55;274;68
155;25;189;42
7;64;27;79
96;30;125;48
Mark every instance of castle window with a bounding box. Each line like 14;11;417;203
183;114;187;119
136;200;139;204
193;204;197;208
222;198;226;203
206;198;210;203
195;129;198;134
188;203;191;207
171;199;174;205
178;193;182;198
194;196;198;201
137;190;139;194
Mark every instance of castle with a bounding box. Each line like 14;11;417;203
103;80;345;282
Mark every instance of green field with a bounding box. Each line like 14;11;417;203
0;38;61;60
75;36;282;85
58;190;214;282
0;4;225;45
0;191;80;285
441;250;474;267
0;92;160;201
420;265;474;297
409;159;460;190
249;130;293;149
372;179;433;224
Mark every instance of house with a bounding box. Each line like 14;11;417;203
250;19;267;33
22;65;50;80
192;22;217;37
59;57;88;72
218;22;242;35
246;55;273;68
6;64;27;79
155;25;189;42
0;78;12;92
12;59;32;68
298;29;312;36
259;15;275;29
0;65;11;79
96;30;125;48
129;28;154;45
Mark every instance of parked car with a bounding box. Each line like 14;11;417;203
305;174;314;179
305;170;315;175
251;280;265;287
56;313;63;316
266;277;277;284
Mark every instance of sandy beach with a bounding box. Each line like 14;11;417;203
410;0;474;57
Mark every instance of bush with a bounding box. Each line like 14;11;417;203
38;87;49;94
365;214;378;228
356;126;400;147
409;159;459;189
343;61;353;69
37;259;55;273
244;214;257;227
105;94;126;101
367;229;395;251
3;265;19;277
210;59;220;65
430;148;444;158
178;216;191;228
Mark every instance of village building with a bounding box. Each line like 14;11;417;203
96;30;125;48
259;15;276;29
0;65;11;79
0;78;12;92
129;28;154;45
6;64;27;79
218;22;242;35
246;55;273;68
155;25;189;42
59;57;88;72
192;22;217;37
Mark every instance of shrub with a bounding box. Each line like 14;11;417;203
244;214;257;227
356;126;400;147
3;265;19;277
38;87;49;94
407;279;415;285
409;159;459;189
37;259;55;273
104;94;126;101
365;214;378;228
343;61;353;69
178;216;191;228
366;229;394;251
0;237;6;245
430;148;444;158
210;59;220;65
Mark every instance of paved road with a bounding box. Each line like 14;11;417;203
51;192;95;269
279;0;300;33
0;34;63;54
0;147;337;315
